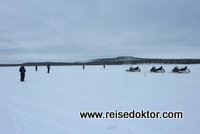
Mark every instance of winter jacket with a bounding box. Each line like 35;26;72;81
19;67;26;73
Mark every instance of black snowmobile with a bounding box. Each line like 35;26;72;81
172;66;190;73
126;66;141;72
150;66;165;73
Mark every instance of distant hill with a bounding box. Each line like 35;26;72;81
1;56;200;66
74;56;142;65
74;56;200;65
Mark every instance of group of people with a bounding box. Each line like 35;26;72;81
19;65;106;82
19;65;51;82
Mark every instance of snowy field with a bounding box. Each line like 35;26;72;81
0;64;200;134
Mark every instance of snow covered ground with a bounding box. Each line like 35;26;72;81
0;64;199;134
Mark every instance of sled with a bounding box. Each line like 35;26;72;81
150;66;165;73
126;66;141;72
171;66;190;73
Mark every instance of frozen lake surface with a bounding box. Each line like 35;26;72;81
0;64;199;134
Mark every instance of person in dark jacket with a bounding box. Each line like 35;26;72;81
19;65;26;82
35;65;38;71
47;65;50;73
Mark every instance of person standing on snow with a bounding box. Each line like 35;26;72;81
47;64;50;73
35;65;38;71
19;65;26;82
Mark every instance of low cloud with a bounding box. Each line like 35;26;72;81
0;0;200;63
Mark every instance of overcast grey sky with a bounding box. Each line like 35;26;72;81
0;0;200;63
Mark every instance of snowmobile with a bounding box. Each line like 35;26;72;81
126;66;141;72
150;66;165;73
171;66;190;73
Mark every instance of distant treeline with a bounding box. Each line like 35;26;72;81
79;58;200;65
1;58;200;66
0;62;73;67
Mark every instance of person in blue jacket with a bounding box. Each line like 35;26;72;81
35;65;38;71
47;64;50;73
19;65;26;82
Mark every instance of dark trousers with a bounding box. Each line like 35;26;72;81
20;73;25;81
47;68;50;73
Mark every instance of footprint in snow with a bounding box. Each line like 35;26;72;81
107;124;117;130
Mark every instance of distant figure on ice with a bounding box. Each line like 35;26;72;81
83;65;85;70
47;65;50;73
103;65;105;69
19;65;26;82
35;65;38;71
